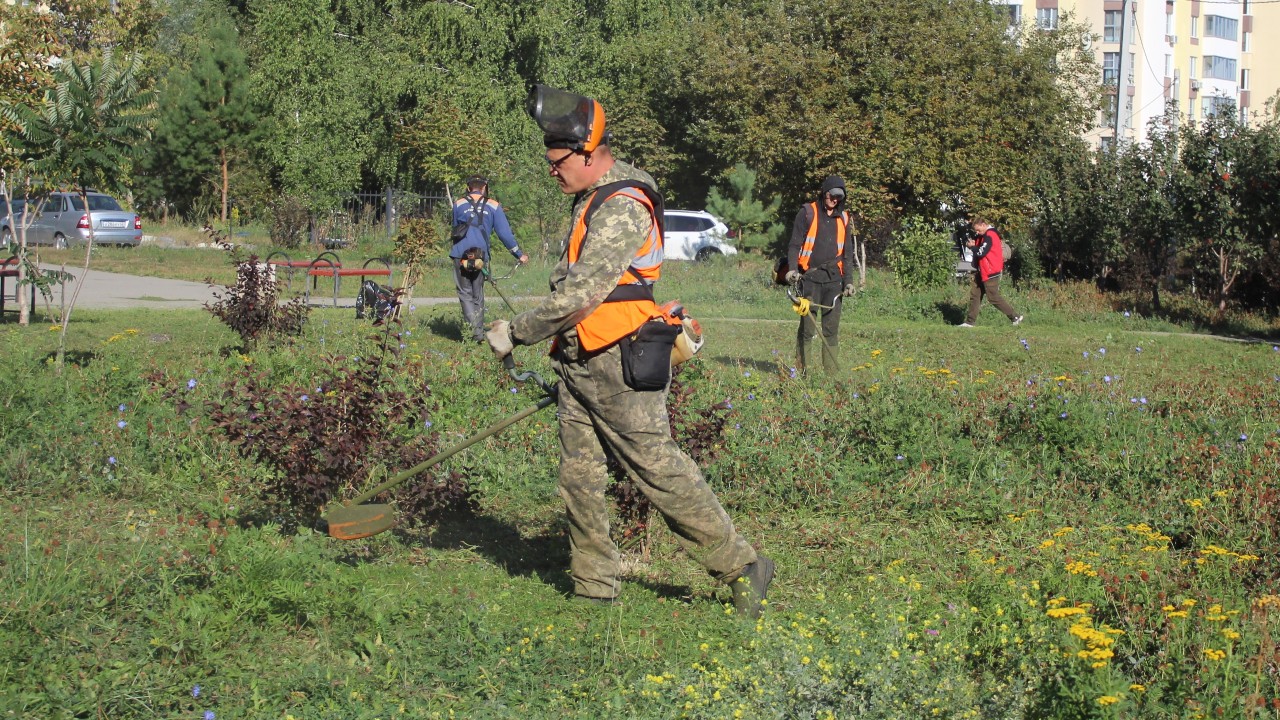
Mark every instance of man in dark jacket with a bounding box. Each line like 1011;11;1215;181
960;216;1022;327
785;175;857;375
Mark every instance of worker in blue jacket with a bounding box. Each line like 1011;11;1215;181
450;175;528;342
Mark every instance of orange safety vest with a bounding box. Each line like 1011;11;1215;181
566;186;663;352
797;202;848;275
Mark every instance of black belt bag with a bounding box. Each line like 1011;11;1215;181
619;320;682;391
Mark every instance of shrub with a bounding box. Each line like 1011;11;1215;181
269;194;309;249
392;216;442;290
204;326;472;527
885;216;955;290
205;251;309;350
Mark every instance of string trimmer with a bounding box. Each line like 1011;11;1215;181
483;262;522;314
787;280;840;372
320;355;556;540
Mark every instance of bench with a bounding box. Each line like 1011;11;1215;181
301;252;394;307
0;255;36;316
266;251;337;292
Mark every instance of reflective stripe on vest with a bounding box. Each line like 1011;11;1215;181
797;202;847;275
567;186;663;352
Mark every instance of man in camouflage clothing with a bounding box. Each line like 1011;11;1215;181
486;86;774;617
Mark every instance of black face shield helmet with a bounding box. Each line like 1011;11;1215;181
526;84;608;153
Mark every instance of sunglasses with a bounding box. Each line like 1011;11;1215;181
546;152;577;172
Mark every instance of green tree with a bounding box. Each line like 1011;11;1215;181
14;50;154;370
247;0;370;212
705;163;781;253
152;16;257;222
1175;113;1272;313
669;0;1098;229
1101;114;1182;311
0;5;65;326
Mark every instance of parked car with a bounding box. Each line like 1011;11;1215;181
1;197;26;249
5;191;142;249
662;209;738;261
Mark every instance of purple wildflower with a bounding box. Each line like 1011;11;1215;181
118;403;127;412
117;420;127;429
187;379;197;390
1239;433;1248;441
108;456;117;465
896;454;905;461
1083;351;1089;359
192;685;201;698
205;713;215;720
926;629;940;636
1060;412;1068;419
1104;375;1112;383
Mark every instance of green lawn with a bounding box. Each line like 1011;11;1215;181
2;260;1278;719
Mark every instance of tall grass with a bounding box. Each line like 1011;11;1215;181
2;262;1278;718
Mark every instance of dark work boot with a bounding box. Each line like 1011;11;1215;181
729;556;775;620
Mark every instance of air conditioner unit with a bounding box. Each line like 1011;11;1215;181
1168;34;1177;44
1190;79;1202;90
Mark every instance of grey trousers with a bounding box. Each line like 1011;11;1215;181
553;343;758;599
453;263;486;341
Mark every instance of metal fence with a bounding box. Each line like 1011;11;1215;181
331;188;450;242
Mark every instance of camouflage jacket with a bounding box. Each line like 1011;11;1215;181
510;160;659;360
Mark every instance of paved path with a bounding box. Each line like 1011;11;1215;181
36;265;461;310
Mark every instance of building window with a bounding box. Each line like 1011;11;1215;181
1037;7;1059;30
1243;0;1250;13
1240;68;1250;90
1100;136;1116;153
1105;10;1122;42
1190;57;1198;79
1203;56;1237;81
1166;9;1174;36
1103;52;1120;85
1203;95;1235;119
1102;94;1119;126
1203;15;1238;40
1007;3;1022;26
1242;32;1250;52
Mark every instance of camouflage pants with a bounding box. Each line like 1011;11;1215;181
553;343;758;599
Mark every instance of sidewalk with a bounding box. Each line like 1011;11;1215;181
32;265;459;310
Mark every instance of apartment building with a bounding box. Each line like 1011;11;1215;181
995;0;1278;147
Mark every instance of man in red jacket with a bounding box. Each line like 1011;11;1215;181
959;216;1023;327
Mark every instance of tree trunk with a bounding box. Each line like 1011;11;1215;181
221;146;229;223
55;186;96;374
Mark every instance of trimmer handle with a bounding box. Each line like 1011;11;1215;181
503;353;556;395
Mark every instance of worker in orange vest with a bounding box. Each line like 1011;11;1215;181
485;85;773;618
785;175;856;375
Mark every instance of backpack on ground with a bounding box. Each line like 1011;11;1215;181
356;280;397;321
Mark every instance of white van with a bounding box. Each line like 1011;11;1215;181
662;210;738;261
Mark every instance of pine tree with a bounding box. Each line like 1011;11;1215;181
705;163;781;253
153;17;257;221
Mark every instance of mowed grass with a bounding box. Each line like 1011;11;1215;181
2;258;1279;719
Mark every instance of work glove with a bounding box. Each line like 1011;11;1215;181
486;319;514;361
785;270;801;284
842;283;856;298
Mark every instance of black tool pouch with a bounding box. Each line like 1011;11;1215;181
619;320;682;391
